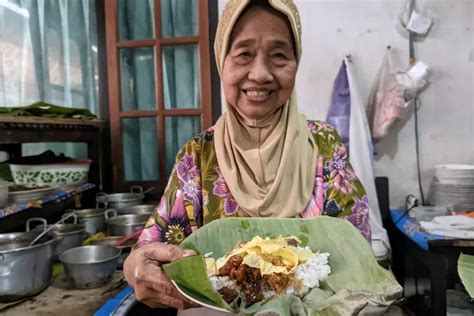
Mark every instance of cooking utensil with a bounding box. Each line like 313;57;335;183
96;186;145;209
26;216;85;259
28;213;75;247
65;203;106;236
116;204;156;216
114;229;143;247
105;209;148;236
0;232;57;302
59;245;121;289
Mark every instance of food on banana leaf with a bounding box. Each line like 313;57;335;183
204;235;331;306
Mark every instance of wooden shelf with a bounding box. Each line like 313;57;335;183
0;116;105;190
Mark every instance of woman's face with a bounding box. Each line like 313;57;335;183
222;7;297;120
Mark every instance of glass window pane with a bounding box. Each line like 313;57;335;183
162;45;200;109
165;116;201;176
120;48;156;111
118;0;154;40
122;118;159;181
160;0;197;38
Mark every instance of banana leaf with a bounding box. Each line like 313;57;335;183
458;253;474;298
163;217;402;315
0;102;96;119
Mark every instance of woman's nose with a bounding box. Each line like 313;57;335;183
248;57;273;83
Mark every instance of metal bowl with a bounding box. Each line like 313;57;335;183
59;245;121;289
116;204;156;216
89;236;136;267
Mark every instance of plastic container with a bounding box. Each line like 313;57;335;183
410;206;451;222
9;160;90;188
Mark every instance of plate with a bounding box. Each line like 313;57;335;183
8;186;59;202
171;280;231;314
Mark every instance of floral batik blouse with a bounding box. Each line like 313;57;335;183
138;121;371;247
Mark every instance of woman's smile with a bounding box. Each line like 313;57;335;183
242;88;274;102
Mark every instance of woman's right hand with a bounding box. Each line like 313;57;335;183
123;242;197;309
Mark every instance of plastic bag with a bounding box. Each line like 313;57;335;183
397;0;435;37
367;51;406;140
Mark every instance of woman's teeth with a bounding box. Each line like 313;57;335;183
244;90;271;100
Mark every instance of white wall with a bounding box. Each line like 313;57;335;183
217;0;474;208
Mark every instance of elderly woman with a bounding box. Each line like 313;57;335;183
124;0;370;311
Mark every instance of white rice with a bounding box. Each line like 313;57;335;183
286;251;331;296
209;275;239;291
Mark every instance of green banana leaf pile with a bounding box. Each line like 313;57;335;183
163;217;402;315
0;102;96;119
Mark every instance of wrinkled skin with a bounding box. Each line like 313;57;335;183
123;242;198;309
222;6;297;120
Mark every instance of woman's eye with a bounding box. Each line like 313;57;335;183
238;52;251;58
273;53;287;60
233;51;252;64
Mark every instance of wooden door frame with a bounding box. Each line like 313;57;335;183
103;0;218;197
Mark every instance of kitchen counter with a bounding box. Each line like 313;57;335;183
0;271;126;316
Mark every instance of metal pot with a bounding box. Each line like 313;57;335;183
96;186;144;209
0;232;57;302
105;209;148;236
116;204;156;216
26;217;85;259
66;206;106;236
89;236;136;268
59;245;121;289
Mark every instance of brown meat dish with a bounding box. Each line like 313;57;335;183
218;255;243;276
237;265;264;305
218;286;239;303
263;273;290;294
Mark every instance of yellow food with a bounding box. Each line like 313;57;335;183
207;236;315;277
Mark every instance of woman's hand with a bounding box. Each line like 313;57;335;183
123;242;198;309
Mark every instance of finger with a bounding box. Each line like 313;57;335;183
140;292;190;310
142;242;196;263
136;273;198;309
145;271;197;306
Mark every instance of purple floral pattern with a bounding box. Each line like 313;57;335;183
307;120;335;134
175;153;202;221
138;191;192;245
213;166;238;216
138;120;371;246
329;144;357;194
345;195;371;241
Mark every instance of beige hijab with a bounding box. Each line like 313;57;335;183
214;0;318;218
